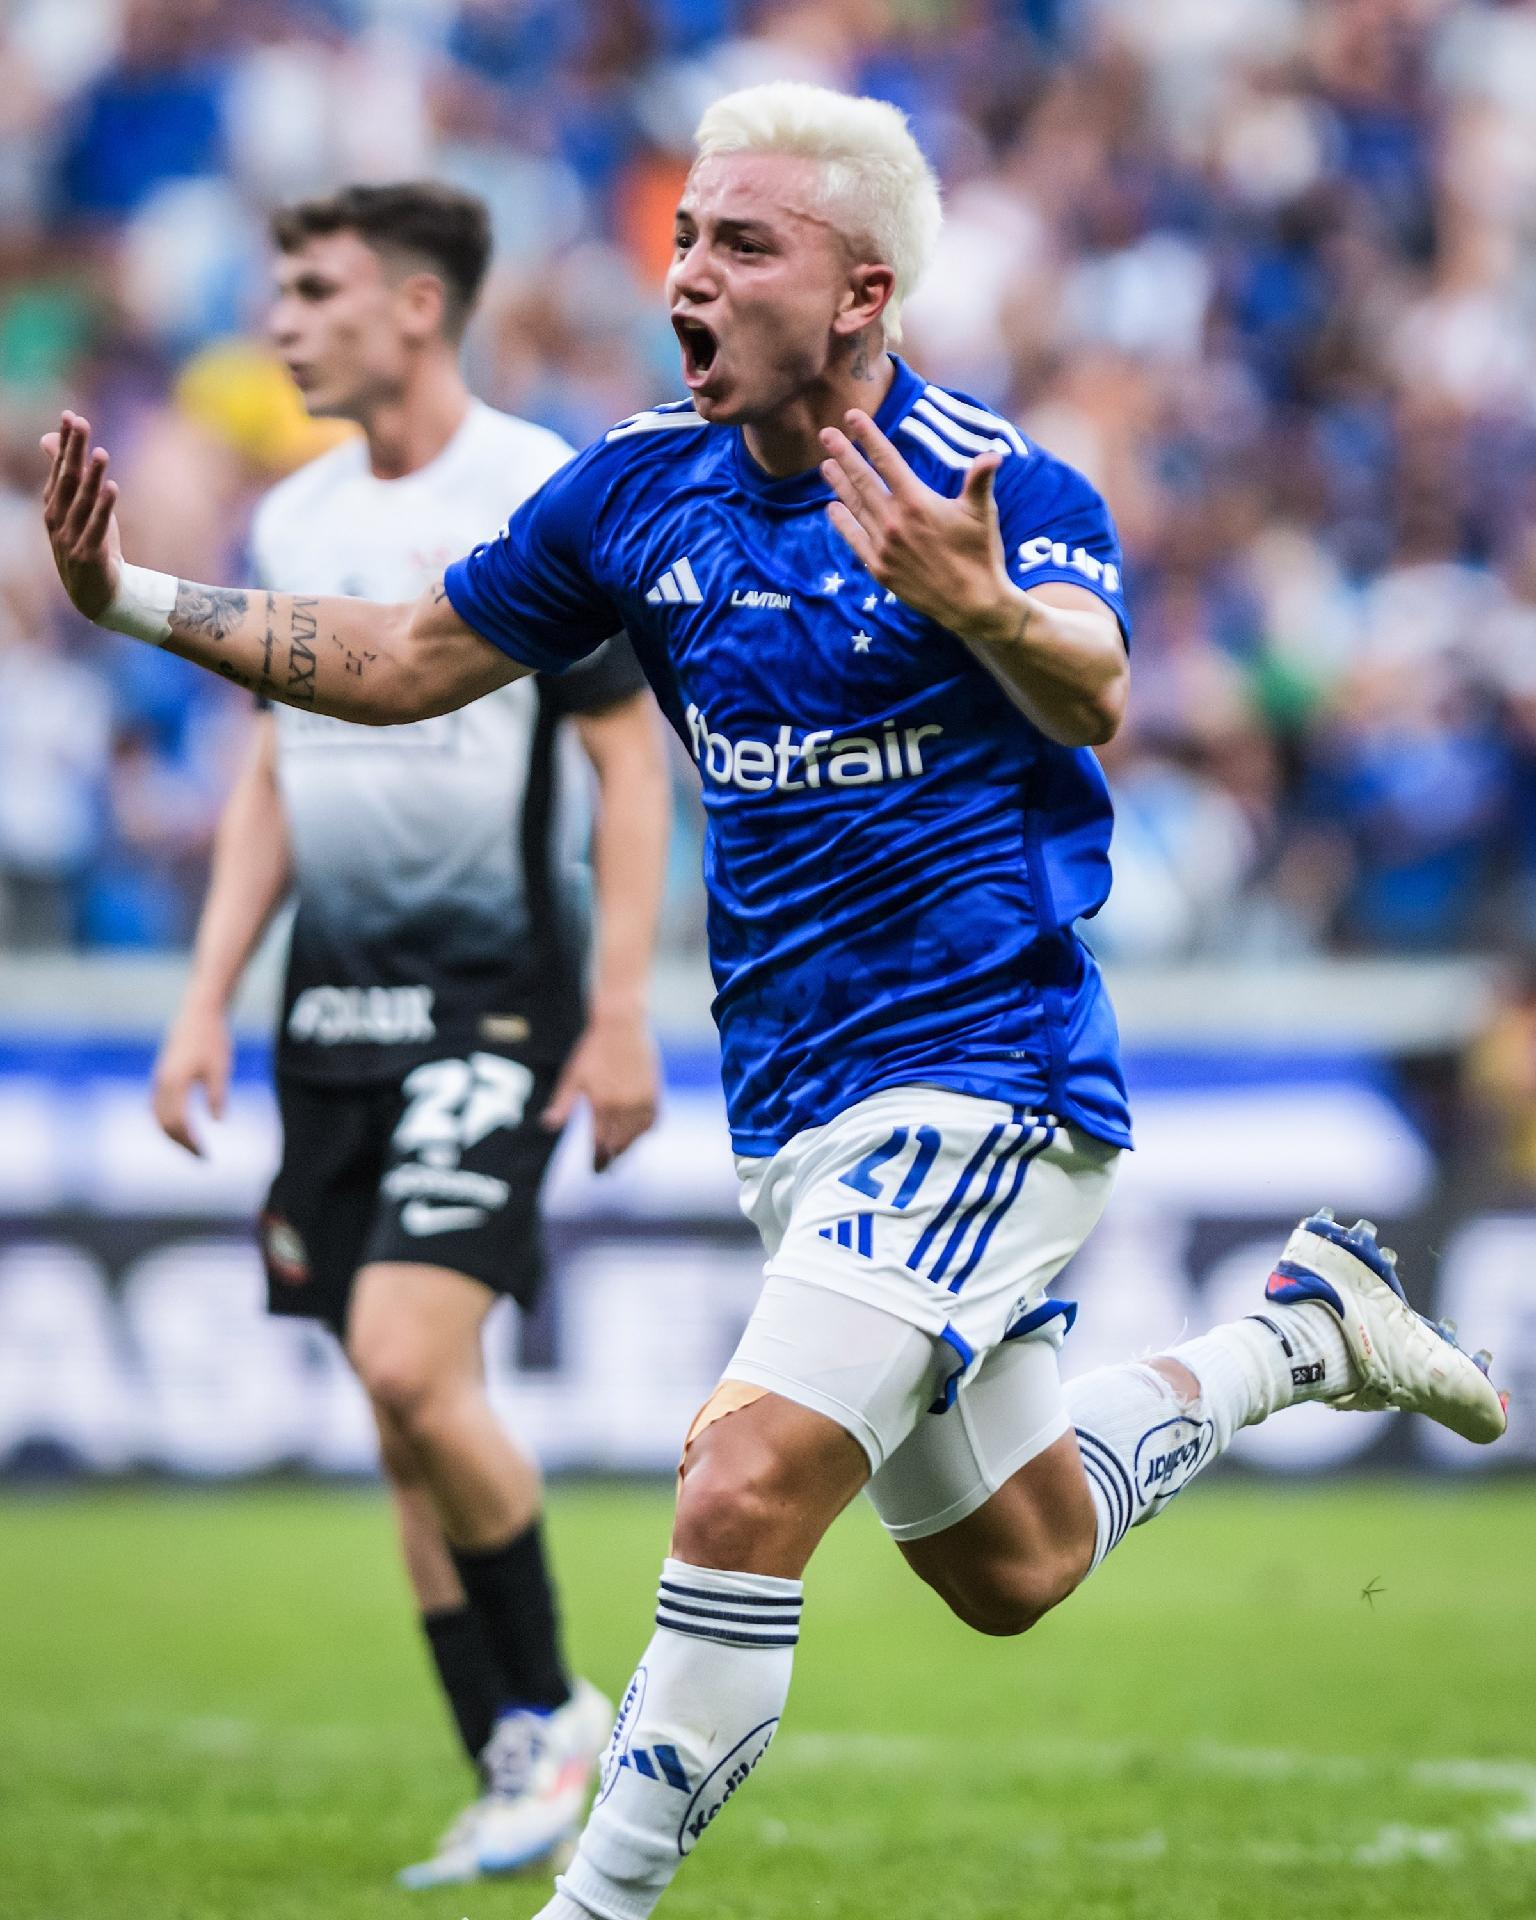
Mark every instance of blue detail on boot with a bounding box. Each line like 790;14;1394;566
1264;1212;1474;1357
1299;1213;1406;1297
1264;1258;1345;1318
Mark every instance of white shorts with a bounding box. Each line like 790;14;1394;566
725;1086;1120;1540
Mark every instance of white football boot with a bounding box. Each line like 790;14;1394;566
397;1678;612;1889
474;1678;612;1875
397;1798;489;1890
1266;1210;1508;1444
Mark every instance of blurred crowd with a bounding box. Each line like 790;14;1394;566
2;0;1535;963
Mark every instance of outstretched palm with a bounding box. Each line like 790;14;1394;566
40;411;123;619
818;408;1015;644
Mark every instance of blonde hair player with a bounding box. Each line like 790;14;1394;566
43;82;1507;1920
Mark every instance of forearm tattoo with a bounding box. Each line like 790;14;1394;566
287;597;318;706
166;579;379;712
260;591;277;697
172;582;249;644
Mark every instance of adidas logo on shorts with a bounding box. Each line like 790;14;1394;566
818;1214;874;1257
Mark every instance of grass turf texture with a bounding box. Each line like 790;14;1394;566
3;1481;1534;1919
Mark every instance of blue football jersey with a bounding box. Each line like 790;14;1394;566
444;356;1133;1155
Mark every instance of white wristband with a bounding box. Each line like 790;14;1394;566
101;564;178;646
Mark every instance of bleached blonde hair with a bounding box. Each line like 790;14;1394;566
692;81;943;345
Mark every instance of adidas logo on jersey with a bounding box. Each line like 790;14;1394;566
685;702;941;794
646;557;703;605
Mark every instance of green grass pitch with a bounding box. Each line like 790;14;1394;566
4;1479;1535;1919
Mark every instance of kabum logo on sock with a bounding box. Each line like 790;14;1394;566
676;1718;778;1855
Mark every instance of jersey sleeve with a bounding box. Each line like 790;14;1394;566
245;498;274;592
442;447;624;674
244;505;273;710
541;632;649;717
997;453;1131;643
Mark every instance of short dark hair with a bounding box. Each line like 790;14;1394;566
271;181;493;335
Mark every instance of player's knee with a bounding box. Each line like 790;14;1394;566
672;1450;791;1569
371;1410;428;1490
943;1544;1091;1638
349;1330;443;1436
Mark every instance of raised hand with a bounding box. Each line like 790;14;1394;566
40;411;123;620
819;409;1020;647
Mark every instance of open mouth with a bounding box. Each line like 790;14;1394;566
672;314;719;386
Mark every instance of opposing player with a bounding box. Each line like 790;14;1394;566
145;183;671;1887
45;86;1506;1920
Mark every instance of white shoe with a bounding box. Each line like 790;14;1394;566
397;1798;490;1890
395;1679;611;1889
396;1800;579;1890
473;1678;613;1876
1266;1210;1508;1444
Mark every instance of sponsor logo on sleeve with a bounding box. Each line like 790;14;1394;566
1016;535;1121;595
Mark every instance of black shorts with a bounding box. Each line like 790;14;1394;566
260;1049;563;1336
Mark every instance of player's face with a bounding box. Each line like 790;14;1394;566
668;153;869;426
269;232;414;419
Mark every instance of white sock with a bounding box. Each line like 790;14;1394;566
1066;1361;1195;1567
1237;1300;1356;1407
540;1559;801;1920
1065;1303;1355;1568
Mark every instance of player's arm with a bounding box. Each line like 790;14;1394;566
819;411;1128;748
41;412;523;722
953;578;1126;748
152;714;290;1155
543;691;672;1171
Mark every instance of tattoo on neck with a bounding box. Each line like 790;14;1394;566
849;331;872;381
172;581;249;644
287;597;319;706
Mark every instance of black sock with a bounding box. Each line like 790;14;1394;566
450;1521;572;1714
421;1604;506;1770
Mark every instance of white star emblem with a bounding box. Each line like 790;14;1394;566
882;590;897;604
851;630;873;653
862;593;878;611
822;571;845;594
